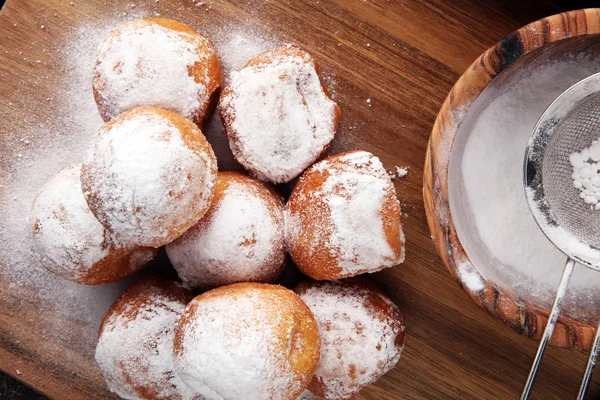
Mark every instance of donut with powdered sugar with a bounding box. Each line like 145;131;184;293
286;150;405;280
295;278;405;400
93;18;222;127
173;282;320;400
220;44;340;184
82;106;217;248
29;164;156;285
166;171;285;290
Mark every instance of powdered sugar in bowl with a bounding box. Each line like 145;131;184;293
424;9;600;350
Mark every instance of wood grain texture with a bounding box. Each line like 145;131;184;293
424;8;600;352
1;1;598;400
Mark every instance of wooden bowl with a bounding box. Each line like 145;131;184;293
424;9;600;351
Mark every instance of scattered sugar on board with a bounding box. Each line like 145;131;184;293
96;295;197;400
0;10;149;347
395;166;408;179
460;54;600;314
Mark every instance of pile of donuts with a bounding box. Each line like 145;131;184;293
28;18;406;400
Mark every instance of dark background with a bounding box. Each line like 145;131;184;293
0;0;597;398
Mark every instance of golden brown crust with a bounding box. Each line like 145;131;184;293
287;151;403;280
98;275;194;339
75;246;157;285
174;282;320;400
219;44;340;183
93;18;222;127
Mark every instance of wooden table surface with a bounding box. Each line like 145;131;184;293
1;0;597;399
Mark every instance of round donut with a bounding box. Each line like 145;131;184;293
96;276;197;399
295;278;405;400
166;171;285;290
81;106;218;248
285;150;405;280
29;164;156;285
219;44;340;183
93;18;222;127
173;282;320;400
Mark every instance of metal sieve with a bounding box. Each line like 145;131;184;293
523;72;600;400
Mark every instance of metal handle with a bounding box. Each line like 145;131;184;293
578;320;600;400
521;258;575;400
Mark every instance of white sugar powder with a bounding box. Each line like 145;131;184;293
166;178;285;289
318;151;404;274
29;164;108;278
459;55;600;313
297;281;404;400
570;140;600;209
220;45;338;183
395;166;408;179
211;28;278;82
0;13;148;331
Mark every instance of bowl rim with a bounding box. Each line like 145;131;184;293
424;8;600;350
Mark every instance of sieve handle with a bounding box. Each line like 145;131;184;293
521;258;575;400
578;320;600;399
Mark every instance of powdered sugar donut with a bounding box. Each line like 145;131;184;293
173;282;320;400
29;164;156;285
93;18;222;127
166;171;285;290
286;150;405;280
295;278;405;400
82;106;217;248
219;44;340;183
96;276;198;400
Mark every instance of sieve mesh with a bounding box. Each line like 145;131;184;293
543;92;600;249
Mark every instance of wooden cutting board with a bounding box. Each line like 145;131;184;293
0;0;596;399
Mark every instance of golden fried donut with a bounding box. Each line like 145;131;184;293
295;278;405;400
29;164;156;285
93;18;222;127
96;276;197;399
220;44;340;183
81;106;217;248
173;282;320;400
166;171;285;290
286;150;405;280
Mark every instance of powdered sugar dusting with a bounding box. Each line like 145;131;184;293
174;288;305;399
96;294;197;400
0;12;149;329
29;164;109;279
297;280;404;400
212;27;278;83
456;54;600;314
456;263;485;292
166;175;285;289
319;152;402;274
82;108;217;248
93;19;215;122
220;44;338;183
